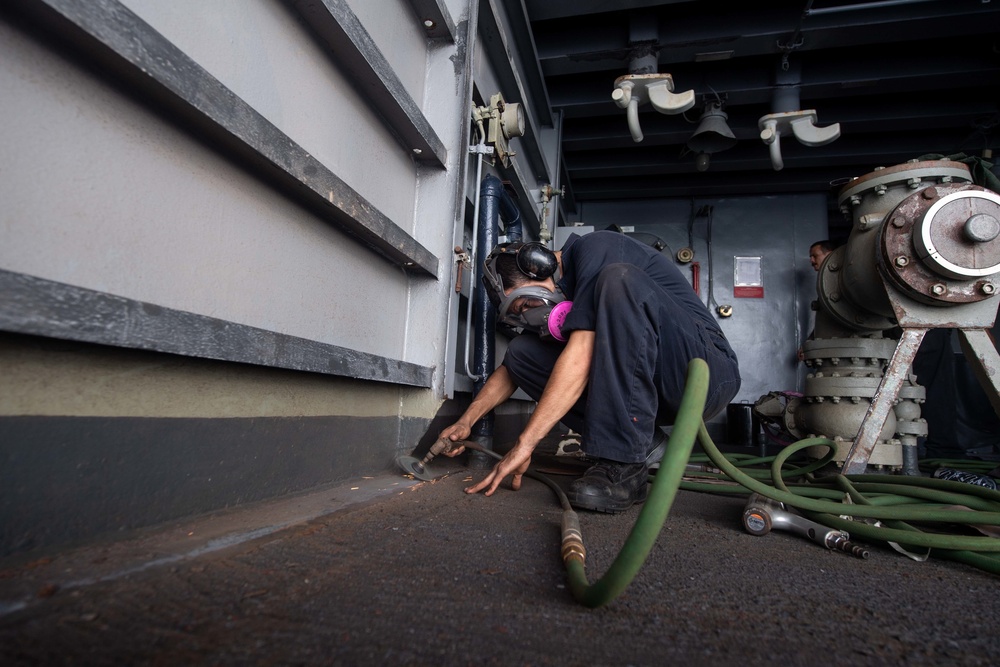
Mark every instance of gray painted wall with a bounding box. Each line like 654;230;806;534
0;1;445;369
0;0;477;557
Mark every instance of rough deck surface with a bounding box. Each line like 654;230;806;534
2;455;998;666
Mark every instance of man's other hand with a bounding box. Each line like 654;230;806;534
464;441;533;496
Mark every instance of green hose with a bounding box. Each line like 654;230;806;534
698;431;1000;550
562;361;1000;603
563;357;710;608
469;357;1000;608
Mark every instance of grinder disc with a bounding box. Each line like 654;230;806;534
396;455;435;481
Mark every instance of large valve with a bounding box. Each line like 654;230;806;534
762;159;1000;475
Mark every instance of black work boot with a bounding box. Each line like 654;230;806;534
645;427;668;468
567;459;649;514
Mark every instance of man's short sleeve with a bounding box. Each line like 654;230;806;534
557;232;625;333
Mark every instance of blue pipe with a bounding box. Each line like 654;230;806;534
468;174;523;466
495;182;522;242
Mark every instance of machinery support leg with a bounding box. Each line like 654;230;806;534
957;328;1000;417
841;328;927;475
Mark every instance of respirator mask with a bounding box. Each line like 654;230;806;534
482;242;573;341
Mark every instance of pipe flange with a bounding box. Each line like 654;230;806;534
837;160;972;209
895;419;929;437
915;190;1000;279
880;184;1000;304
802;336;898;361
783;397;804;439
897;384;926;401
805;374;884;399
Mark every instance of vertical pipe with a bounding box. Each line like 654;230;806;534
497;186;522;242
463;147;486;381
550;109;565;241
468;174;500;467
467;174;523;467
772;59;802;113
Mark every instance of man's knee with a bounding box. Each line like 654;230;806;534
504;334;536;371
504;334;558;375
502;335;561;401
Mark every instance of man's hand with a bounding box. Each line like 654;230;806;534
465;330;593;498
437;422;471;457
465;440;534;496
436;366;519;459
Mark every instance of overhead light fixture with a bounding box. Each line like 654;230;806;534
686;100;737;171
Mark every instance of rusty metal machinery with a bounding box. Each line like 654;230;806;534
764;159;1000;475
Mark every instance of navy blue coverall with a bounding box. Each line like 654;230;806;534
501;230;742;464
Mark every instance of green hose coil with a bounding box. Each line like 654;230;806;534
472;357;1000;608
554;358;1000;608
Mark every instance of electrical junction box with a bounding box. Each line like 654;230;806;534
733;256;764;298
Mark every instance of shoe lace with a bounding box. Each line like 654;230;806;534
588;460;642;483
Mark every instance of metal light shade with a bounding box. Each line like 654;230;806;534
687;102;737;154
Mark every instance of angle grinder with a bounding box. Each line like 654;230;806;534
396;437;469;481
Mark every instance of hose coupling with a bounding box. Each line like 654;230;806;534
561;511;587;565
686;463;723;474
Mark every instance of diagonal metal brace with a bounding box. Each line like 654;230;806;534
957;328;1000;416
841;328;928;475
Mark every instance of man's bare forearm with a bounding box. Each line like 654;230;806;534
517;330;594;446
456;364;518;428
463;332;593;497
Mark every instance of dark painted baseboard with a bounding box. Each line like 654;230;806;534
0;405;539;559
0;414;415;558
5;376;683;558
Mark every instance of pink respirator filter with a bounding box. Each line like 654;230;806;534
547;301;573;342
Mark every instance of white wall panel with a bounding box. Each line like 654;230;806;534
120;0;418;227
0;19;411;359
347;0;429;114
